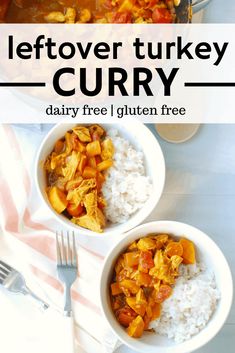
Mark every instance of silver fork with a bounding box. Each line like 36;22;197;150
0;260;49;310
56;231;78;353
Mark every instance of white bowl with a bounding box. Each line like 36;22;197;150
100;221;233;353
35;123;165;237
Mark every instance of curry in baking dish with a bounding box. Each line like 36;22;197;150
1;0;179;23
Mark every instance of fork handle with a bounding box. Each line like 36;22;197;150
60;314;75;353
63;284;73;314
22;286;49;310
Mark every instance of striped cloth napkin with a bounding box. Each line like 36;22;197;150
0;124;123;353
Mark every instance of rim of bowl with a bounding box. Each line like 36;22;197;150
34;122;166;238
99;220;233;353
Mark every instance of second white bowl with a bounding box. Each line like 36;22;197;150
100;221;233;353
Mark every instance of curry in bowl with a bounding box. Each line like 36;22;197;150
109;231;222;342
1;0;180;23
44;124;153;233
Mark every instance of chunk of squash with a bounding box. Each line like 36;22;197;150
135;272;152;287
136;288;147;305
72;126;91;142
180;238;196;264
86;140;101;157
127;315;145;338
119;280;140;294
137;238;156;251
83;166;97;179
73;213;104;233
127;241;138;251
126;297;146;317
48;186;68;213
97;159;113;172
151;303;161;320
124;252;140;267
111;282;123;296
118;0;135;12
101;138;114;160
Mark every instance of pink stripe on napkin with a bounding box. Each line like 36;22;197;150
0;124;113;352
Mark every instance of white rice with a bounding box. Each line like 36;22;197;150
150;263;220;343
102;129;152;224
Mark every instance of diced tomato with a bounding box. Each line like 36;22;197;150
116;306;137;327
67;203;83;217
98;199;106;209
142;9;152;20
154;284;172;303
139;251;154;273
95;155;102;165
70;132;79;150
104;0;115;10
112;11;132;23
92;132;100;141
165;241;183;257
137;0;147;7
54;139;65;154
145;0;160;8
152;8;173;23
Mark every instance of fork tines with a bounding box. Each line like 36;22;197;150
0;260;13;283
56;231;77;268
